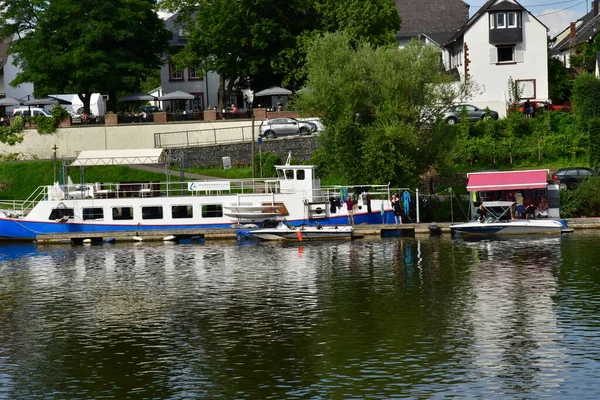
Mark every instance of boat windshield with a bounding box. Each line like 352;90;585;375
481;201;515;222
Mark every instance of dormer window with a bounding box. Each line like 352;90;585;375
496;13;505;28
490;12;520;29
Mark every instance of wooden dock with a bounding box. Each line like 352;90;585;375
33;223;454;245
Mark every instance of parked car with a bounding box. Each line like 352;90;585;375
553;167;596;190
442;104;499;124
11;107;52;118
259;118;318;138
138;105;161;114
514;100;570;114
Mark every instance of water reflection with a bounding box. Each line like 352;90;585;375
1;235;600;398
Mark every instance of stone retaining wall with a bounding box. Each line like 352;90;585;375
167;136;319;167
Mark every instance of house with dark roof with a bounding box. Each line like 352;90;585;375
550;0;600;71
395;0;470;47
442;0;549;117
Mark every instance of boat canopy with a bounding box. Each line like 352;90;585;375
467;170;549;192
481;201;515;208
70;149;165;166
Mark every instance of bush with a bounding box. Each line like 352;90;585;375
254;152;281;178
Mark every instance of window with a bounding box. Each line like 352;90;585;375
169;62;183;80
497;45;515;63
202;204;223;218
496;13;505;28
49;208;74;221
172;205;193;219
507;12;517;28
142;206;163;220
189;67;202;80
297;170;305;180
112;206;133;220
83;207;104;221
285;170;294;179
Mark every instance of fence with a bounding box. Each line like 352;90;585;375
154;125;260;148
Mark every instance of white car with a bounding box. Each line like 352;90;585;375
11;107;52;118
259;118;318;138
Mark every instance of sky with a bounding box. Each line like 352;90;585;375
464;0;591;37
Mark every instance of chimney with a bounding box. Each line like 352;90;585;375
570;22;576;40
595;0;599;16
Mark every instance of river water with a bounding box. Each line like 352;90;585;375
1;232;600;399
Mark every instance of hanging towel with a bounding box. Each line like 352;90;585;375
403;191;411;216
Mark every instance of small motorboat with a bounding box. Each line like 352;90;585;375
240;220;355;241
450;201;569;236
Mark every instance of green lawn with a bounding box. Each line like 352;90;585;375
0;161;167;200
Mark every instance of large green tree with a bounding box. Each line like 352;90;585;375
0;0;171;114
293;33;473;187
158;0;400;107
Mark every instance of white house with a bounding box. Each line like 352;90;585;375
0;35;34;113
443;0;549;117
161;14;221;111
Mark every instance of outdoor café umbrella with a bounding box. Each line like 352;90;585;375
254;87;292;97
118;92;157;102
158;91;195;101
24;95;71;106
0;96;21;106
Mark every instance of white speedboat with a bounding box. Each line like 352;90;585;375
240;220;355;241
450;201;569;236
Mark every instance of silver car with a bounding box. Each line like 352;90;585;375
442;104;499;124
259;118;317;138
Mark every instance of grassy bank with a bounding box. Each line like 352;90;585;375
0;161;167;200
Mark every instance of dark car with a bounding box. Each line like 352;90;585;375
553;167;596;190
442;104;499;124
138;105;161;114
259;118;318;138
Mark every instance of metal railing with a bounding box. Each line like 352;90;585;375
154;125;260;148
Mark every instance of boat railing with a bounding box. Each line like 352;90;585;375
0;185;47;216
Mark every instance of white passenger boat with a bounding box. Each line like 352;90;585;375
450;201;569;236
0;149;395;241
239;220;354;241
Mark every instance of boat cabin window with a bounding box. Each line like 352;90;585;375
202;204;223;218
172;205;193;219
112;206;133;220
285;170;294;179
82;207;104;221
49;208;74;221
142;206;163;220
296;170;305;180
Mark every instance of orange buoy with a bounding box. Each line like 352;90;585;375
296;229;303;241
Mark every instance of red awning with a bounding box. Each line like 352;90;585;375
467;170;549;192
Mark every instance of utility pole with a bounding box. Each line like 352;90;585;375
52;145;58;183
251;114;255;180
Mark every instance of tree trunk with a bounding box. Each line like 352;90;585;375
77;93;92;116
218;76;226;111
107;90;117;113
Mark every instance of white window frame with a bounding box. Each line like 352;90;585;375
497;45;515;63
496;13;506;29
507;12;518;28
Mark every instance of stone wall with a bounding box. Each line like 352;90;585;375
167;136;319;167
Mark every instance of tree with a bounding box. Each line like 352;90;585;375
293;33;472;187
547;56;571;104
0;0;171;114
570;73;600;167
158;0;400;107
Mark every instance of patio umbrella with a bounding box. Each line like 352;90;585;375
0;96;21;106
23;96;71;106
118;92;157;102
254;87;292;97
158;91;195;100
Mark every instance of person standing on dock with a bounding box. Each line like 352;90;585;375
391;194;403;225
345;197;355;225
